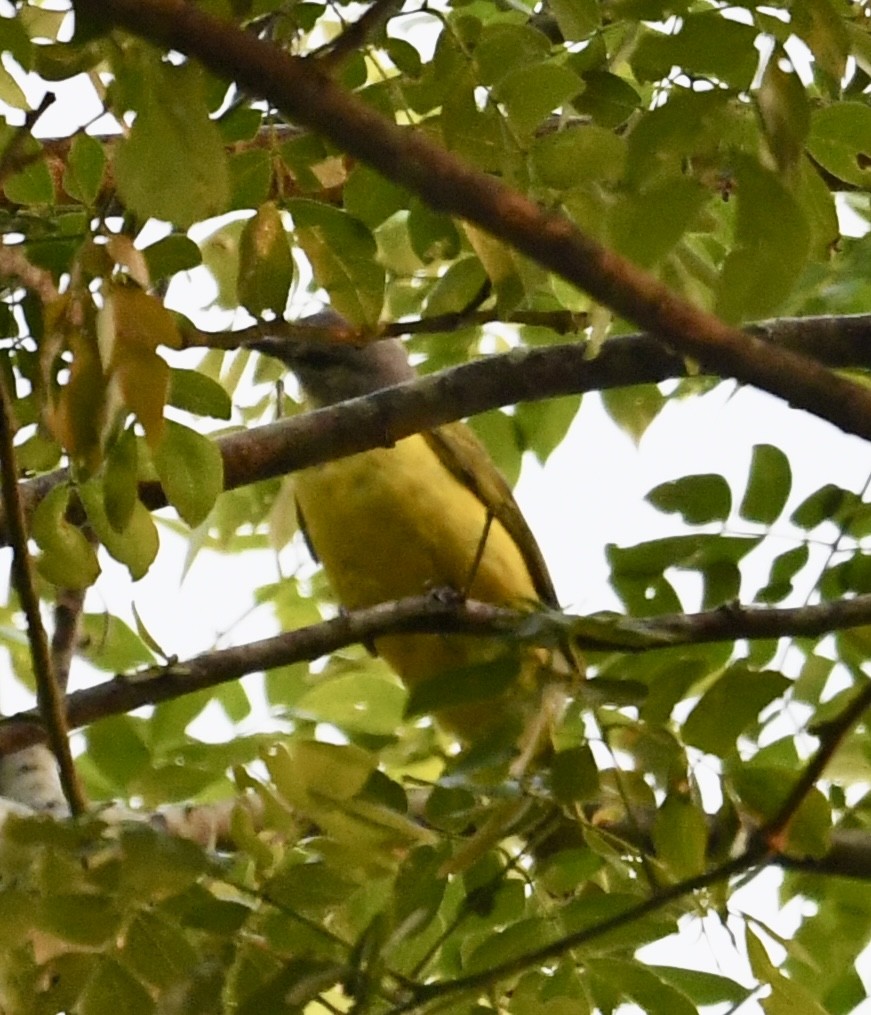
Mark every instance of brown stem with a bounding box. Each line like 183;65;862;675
0;375;85;815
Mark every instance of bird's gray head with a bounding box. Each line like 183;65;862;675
251;311;415;406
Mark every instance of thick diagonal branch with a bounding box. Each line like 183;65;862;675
74;0;871;443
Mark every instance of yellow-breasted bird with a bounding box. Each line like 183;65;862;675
254;316;577;758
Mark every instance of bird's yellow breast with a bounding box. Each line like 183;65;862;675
294;434;539;705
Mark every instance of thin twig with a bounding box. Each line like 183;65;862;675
0;245;59;304
0;92;55;188
314;0;403;71
759;677;871;851
394;850;763;1012
0;374;85;815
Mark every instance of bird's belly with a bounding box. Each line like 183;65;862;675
294;434;538;691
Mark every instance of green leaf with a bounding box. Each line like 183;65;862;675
78;958;154;1015
551;745;599;803
587;958;697;1015
267;740;375;807
559;891;675;949
756;544;809;603
153;420;224;527
495;62;583;136
85;714;151;790
32;483;101;589
103;426;139;532
515;396;581;464
142;233;202;281
79;478;159;581
344;163;408;228
114;60;229;228
119;909;198;990
407;198;460;263
37;893;122;946
746;927;829;1015
424;256;488;316
237;201;294;317
715;158;810;322
168;368;232;420
228;147;272;210
530;126;626;189
573;70;640;128
791;482;853;529
652;794;708;879
549;0;600;39
631;13;758;88
610;177;707;268
79;613;156;672
807;103;871;189
4;156;53;205
745;777;830;863
293;673;407;736
405;656;522;718
757;58;810;175
473;24;551;86
62;132;106;205
740;443;792;524
600;384;665;444
647;473;732;525
290;199;385;328
466;915;559;973
792;0;849;82
651;965;751;1006
683;665;790;757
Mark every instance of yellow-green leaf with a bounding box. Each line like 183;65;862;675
31;484;101;589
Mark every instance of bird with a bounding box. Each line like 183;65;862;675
252;313;577;760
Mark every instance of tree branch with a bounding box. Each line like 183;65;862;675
73;0;871;445
185;311;871;368
0;375;85;815
5;309;871;548
1;592;871;753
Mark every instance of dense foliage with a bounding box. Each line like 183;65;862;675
1;0;871;1011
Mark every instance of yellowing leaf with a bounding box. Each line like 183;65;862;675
44;327;107;472
103;286;181;447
